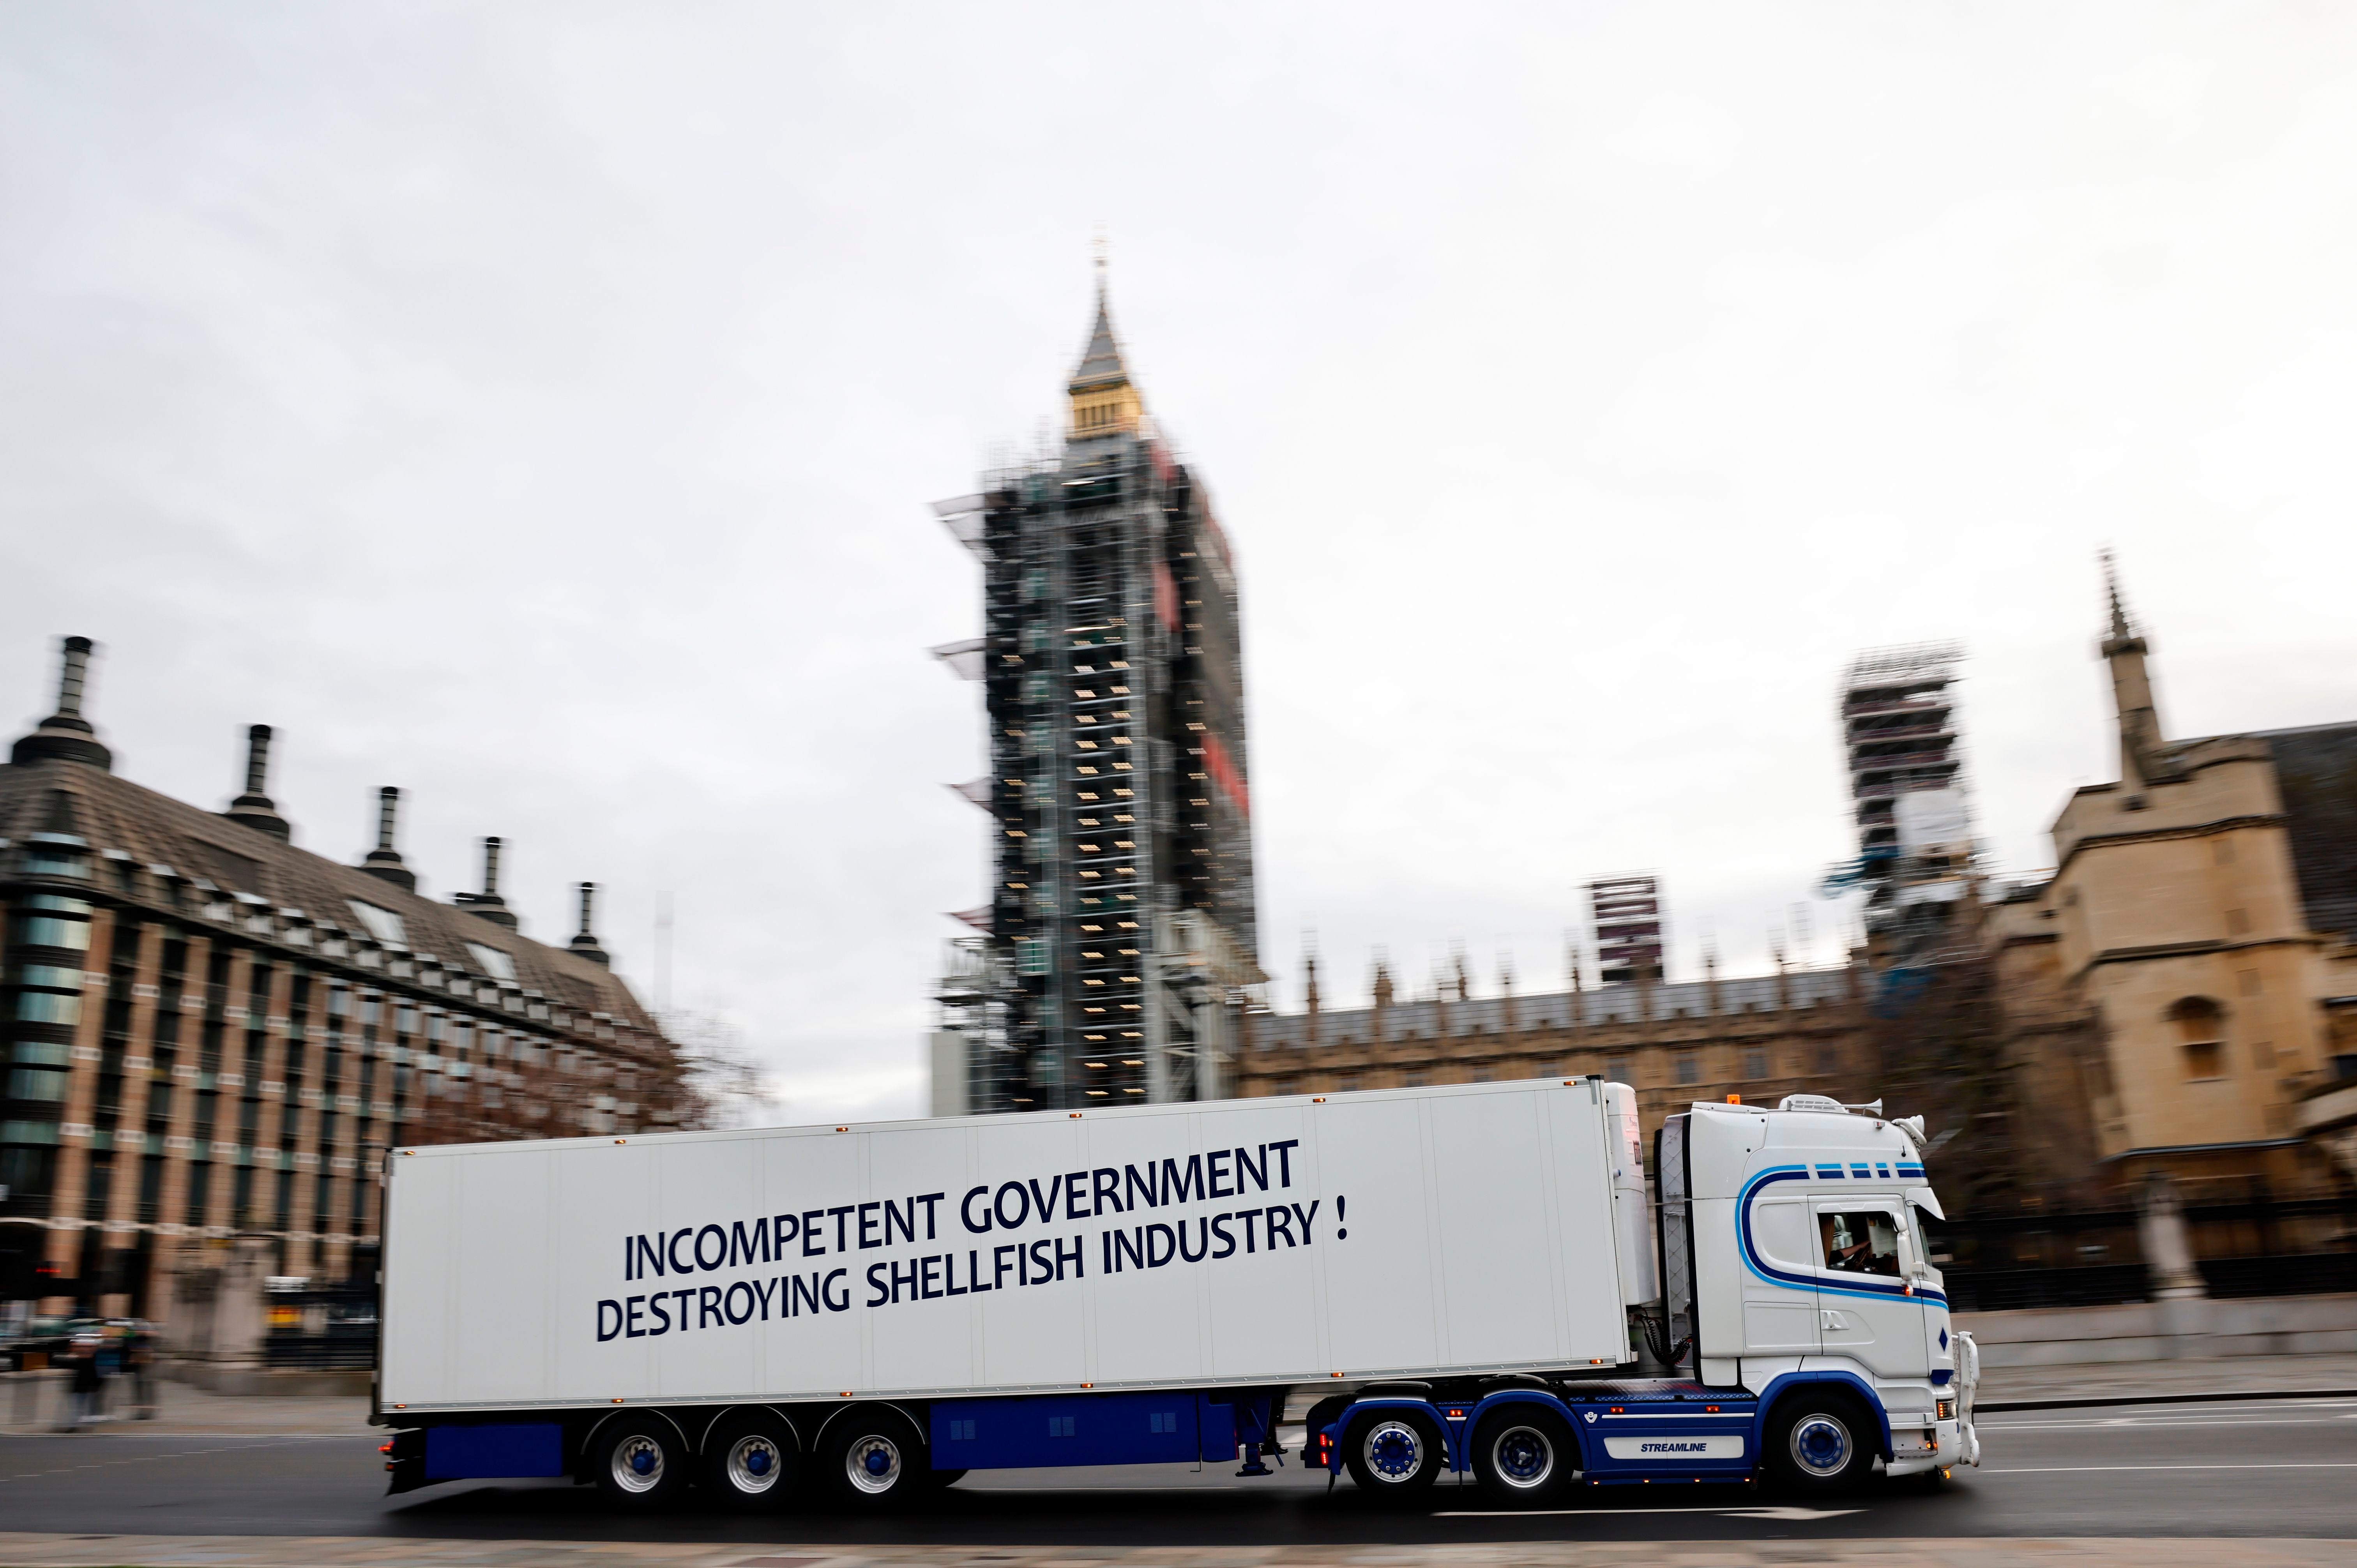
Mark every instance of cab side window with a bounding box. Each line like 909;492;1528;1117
1819;1210;1901;1277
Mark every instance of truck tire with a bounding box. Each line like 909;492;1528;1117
594;1417;690;1509
822;1407;925;1509
1765;1391;1873;1495
1471;1408;1574;1504
1344;1409;1445;1498
701;1411;798;1509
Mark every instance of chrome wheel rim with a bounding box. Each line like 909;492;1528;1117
1490;1424;1555;1489
1790;1414;1852;1477
728;1433;784;1494
844;1433;902;1494
1362;1419;1425;1483
611;1433;664;1494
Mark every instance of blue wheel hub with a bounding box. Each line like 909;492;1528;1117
866;1449;893;1476
746;1450;771;1476
631;1450;656;1475
1365;1420;1423;1480
1498;1429;1549;1481
1792;1414;1851;1476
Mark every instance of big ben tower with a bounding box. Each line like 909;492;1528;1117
930;270;1259;1112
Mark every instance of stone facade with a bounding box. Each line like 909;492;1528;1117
1985;576;2357;1202
1234;959;1872;1156
2;638;688;1324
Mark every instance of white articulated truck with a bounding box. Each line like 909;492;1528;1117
374;1077;1979;1508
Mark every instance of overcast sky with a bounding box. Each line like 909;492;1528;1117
6;5;2354;1122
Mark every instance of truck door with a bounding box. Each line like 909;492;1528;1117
1740;1195;1820;1355
1810;1199;1924;1381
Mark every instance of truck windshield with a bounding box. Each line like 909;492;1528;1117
1820;1210;1901;1277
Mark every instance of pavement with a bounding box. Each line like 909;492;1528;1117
1973;1351;2357;1407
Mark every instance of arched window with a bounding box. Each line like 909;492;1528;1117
2170;997;2226;1079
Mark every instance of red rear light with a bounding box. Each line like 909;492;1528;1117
378;1443;393;1455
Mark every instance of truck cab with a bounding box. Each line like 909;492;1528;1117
1656;1091;1979;1482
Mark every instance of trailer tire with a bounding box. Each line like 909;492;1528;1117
1344;1409;1445;1499
701;1411;799;1509
1764;1391;1873;1495
1471;1408;1574;1504
821;1407;926;1510
593;1417;691;1510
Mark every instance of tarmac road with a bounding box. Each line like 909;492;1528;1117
1;1398;2352;1545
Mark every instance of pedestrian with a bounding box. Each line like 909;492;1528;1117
92;1328;123;1422
128;1325;156;1420
60;1336;102;1431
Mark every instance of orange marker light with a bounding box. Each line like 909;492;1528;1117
1726;1094;1741;1104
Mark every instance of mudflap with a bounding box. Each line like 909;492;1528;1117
381;1427;432;1495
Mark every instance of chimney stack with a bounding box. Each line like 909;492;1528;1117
455;835;519;929
568;881;611;966
11;635;113;771
360;786;416;891
221;723;292;841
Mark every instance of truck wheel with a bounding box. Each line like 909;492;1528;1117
594;1417;689;1509
822;1407;925;1509
1344;1410;1444;1498
702;1412;798;1508
1765;1392;1872;1494
1471;1409;1574;1504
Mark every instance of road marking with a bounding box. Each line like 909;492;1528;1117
1435;1505;1861;1519
1982;1416;2357;1431
0;1437;318;1485
1987;1462;2357;1474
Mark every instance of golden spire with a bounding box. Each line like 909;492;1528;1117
1067;243;1143;438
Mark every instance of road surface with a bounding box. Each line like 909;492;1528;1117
1;1398;2351;1545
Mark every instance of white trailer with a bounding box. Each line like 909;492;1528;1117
375;1077;1978;1508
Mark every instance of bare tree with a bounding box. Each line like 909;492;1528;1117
659;1008;775;1130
